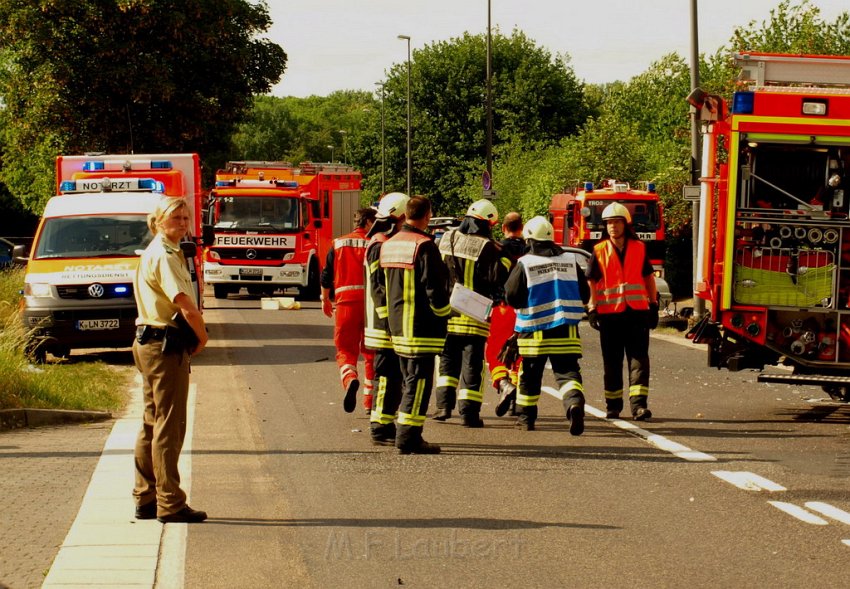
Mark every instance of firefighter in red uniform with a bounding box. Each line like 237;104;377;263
365;192;409;445
321;207;378;413
380;196;451;454
485;211;528;416
586;202;658;420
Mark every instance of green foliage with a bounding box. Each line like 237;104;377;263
731;0;850;54
0;0;287;214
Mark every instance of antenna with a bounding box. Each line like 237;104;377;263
126;104;134;154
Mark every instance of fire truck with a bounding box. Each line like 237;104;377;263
203;161;362;299
689;52;850;402
22;154;206;361
550;180;672;305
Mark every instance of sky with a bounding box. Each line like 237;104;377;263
265;0;848;98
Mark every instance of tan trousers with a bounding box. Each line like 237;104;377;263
132;339;190;516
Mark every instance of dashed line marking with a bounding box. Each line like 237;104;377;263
768;501;829;525
711;471;787;492
542;387;716;462
804;502;850;525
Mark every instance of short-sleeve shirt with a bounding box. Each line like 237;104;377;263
134;234;194;328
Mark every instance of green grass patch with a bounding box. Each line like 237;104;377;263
0;267;131;411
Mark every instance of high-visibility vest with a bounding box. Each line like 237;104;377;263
592;239;650;314
515;252;584;332
332;228;368;303
439;229;492;337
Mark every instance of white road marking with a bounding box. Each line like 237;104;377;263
767;501;829;525
842;539;850;547
711;471;787;492
542;387;716;462
804;502;850;525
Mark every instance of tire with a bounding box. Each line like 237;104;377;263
822;385;850;403
213;284;230;299
658;316;689;332
298;258;321;301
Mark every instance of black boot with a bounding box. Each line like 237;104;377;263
495;378;517;417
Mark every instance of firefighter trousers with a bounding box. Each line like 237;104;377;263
396;354;436;450
369;347;403;441
485;303;520;388
516;353;584;426
334;301;375;399
436;333;487;418
598;308;650;414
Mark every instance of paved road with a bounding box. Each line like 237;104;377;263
3;294;850;588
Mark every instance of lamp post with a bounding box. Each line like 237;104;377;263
338;129;347;165
689;0;705;317
375;82;386;195
397;34;412;196
485;0;493;195
326;144;334;163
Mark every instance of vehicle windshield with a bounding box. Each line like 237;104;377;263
215;196;300;231
34;215;152;259
585;200;661;231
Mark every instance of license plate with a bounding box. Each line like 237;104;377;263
77;319;119;330
239;268;262;276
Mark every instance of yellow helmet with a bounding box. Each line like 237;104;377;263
522;216;554;241
376;192;409;219
466;199;499;226
601;202;631;223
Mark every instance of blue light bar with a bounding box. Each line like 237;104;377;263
274;180;299;188
732;92;755;114
215;180;237;187
83;161;105;171
647;183;656;193
59;181;76;192
138;179;165;192
584;182;593;192
150;160;173;169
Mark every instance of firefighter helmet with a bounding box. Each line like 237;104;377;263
522;216;554;241
601;202;631;223
466;199;499;226
376;192;409;219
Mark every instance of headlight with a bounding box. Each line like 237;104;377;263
25;283;51;297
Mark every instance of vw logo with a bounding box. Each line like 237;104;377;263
88;283;105;298
246;249;257;260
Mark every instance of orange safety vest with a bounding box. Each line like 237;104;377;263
333;227;368;303
593;239;650;314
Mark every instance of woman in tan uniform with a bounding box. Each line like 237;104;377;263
133;196;208;523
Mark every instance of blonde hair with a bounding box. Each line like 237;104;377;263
147;196;190;235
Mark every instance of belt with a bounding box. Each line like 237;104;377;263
136;325;167;341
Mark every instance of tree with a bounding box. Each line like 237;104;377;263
0;0;286;213
731;0;850;55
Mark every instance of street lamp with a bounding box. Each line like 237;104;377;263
338;130;347;165
326;144;334;163
397;34;412;196
485;0;493;194
375;82;386;195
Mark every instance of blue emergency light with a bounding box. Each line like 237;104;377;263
584;182;593;192
83;161;105;171
215;180;237;187
648;183;656;193
59;181;76;192
137;179;165;192
150;161;172;169
732;92;755;114
113;286;128;294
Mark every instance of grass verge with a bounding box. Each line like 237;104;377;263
0;267;130;411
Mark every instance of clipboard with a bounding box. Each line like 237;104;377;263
449;283;492;323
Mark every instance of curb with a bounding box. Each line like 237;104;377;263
0;408;112;431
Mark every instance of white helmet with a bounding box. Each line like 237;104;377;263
466;199;499;226
601;202;631;223
522;216;554;241
376;192;409;219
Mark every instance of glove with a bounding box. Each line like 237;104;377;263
321;297;333;318
587;309;600;331
647;303;659;330
497;333;520;370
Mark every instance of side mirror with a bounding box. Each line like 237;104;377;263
12;244;28;265
202;224;215;247
580;206;591;219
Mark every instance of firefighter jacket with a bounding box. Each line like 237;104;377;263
320;227;369;303
499;236;529;262
365;230;394;350
590;238;650;314
505;241;589;357
438;219;511;337
380;225;452;357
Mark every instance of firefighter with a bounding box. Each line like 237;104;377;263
586;202;658;420
365;192;409;445
504;216;590;434
380;196;451;454
485;212;529;416
434;199;511;427
321;207;378;413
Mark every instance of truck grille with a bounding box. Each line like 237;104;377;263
213;248;288;263
57;283;135;300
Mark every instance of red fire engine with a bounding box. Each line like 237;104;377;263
690;52;850;402
203;161;362;299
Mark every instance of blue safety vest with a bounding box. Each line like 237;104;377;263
515;252;584;332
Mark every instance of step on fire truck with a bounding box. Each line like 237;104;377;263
203;161;362;300
550;180;672;307
22;154;206;361
689;52;850;402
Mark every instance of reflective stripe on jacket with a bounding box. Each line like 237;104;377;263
514;252;584;332
332;228;368;303
592;239;650;314
365;233;392;350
